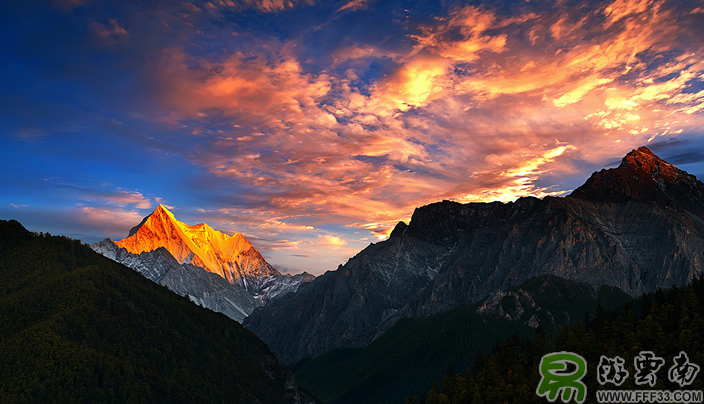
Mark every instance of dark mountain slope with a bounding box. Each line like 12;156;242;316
0;220;318;404
295;275;630;404
245;232;448;364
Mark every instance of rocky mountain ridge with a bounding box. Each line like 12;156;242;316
114;205;278;282
244;147;704;364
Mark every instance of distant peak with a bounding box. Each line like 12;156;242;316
128;204;175;237
115;205;279;280
616;146;679;184
154;204;175;217
618;146;670;171
390;221;408;238
570;146;704;212
626;146;655;159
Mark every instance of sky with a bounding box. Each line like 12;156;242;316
2;0;704;276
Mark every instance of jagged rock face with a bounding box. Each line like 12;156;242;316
92;207;315;322
245;147;704;364
477;289;538;323
93;238;259;322
115;205;279;283
404;148;704;317
244;233;448;364
405;194;704;317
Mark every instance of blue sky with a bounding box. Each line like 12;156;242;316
2;0;704;275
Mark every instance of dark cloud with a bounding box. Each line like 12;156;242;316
666;152;704;166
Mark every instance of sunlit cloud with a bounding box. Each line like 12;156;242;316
316;234;347;249
7;0;704;275
154;197;175;210
336;0;374;13
80;190;152;210
199;0;317;16
141;0;704;266
78;206;145;236
410;5;513;62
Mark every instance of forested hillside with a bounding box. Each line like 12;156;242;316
407;278;704;404
0;220;317;403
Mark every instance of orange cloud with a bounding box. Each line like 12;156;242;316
411;6;510;62
316;234;348;249
154;47;332;127
145;0;704;260
369;58;451;112
603;0;656;27
337;0;374;13
204;0;316;14
78;206;144;236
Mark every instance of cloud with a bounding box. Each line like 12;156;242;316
142;0;704;247
154;197;175;210
367;57;452;112
95;190;152;209
73;187;152;210
603;0;655;27
337;0;375;13
89;18;129;47
49;181;154;210
316;234;348;249
0;205;144;243
152;46;332;126
28;0;701;274
203;0;316;14
78;206;145;236
410;5;512;63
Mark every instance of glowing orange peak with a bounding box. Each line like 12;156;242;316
114;204;277;282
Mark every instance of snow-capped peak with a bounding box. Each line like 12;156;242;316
114;205;279;283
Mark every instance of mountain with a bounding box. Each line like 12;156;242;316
244;147;704;365
114;204;277;283
294;275;631;404
92;205;313;322
0;219;319;403
244;228;449;364
404;146;704;317
571;146;704;214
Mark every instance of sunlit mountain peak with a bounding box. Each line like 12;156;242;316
115;205;278;283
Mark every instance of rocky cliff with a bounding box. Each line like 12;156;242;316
244;147;704;364
244;231;449;364
404;147;704;317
